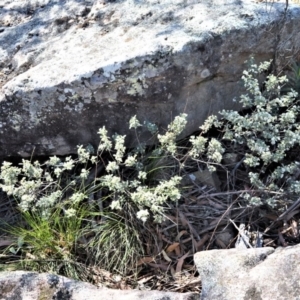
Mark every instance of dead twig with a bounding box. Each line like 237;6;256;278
264;197;300;234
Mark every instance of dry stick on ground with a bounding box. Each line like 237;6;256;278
205;193;244;250
229;219;253;249
198;207;254;235
264;197;300;234
196;189;283;200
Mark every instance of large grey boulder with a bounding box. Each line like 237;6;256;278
0;271;198;300
1;0;300;157
194;245;300;300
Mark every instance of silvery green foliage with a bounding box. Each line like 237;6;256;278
220;60;300;206
185;59;300;207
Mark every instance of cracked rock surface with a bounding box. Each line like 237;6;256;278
0;0;300;157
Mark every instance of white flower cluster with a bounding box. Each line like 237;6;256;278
189;136;207;158
113;134;126;163
158;113;187;155
129;176;181;222
207;138;224;163
129;115;142;129
200;115;221;133
0;145;96;215
98;127;112;151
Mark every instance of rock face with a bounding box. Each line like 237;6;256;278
1;0;300;157
0;271;198;300
194;245;300;300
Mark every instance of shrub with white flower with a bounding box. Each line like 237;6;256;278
97;116;185;222
218;59;300;206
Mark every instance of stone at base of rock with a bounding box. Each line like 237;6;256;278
194;245;300;299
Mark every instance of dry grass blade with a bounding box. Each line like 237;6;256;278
148;262;170;271
178;210;188;227
175;251;190;274
166;243;180;254
208;199;226;210
278;230;288;247
196;234;210;251
175;231;188;241
215;238;227;249
161;250;172;263
137;257;155;266
291;220;299;237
